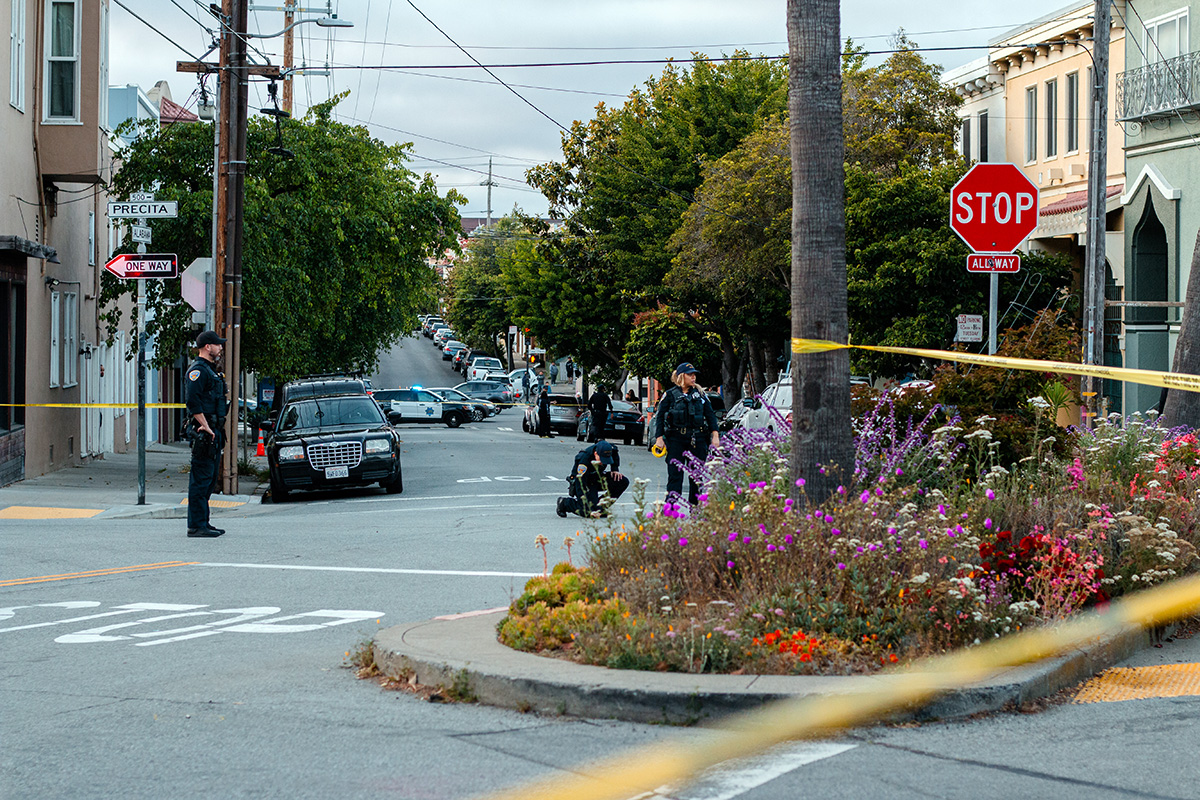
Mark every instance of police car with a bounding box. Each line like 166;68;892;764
371;387;472;428
262;379;403;500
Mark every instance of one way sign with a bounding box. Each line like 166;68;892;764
103;253;178;279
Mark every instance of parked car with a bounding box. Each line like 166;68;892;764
577;398;645;446
433;328;457;347
468;356;506;381
442;341;467;360
739;377;792;432
455;380;514;409
506;368;540;402
720;397;754;431
522;393;583;436
428;322;451;341
459;351;497;375
421;317;445;337
267;374;370;422
263;387;402;500
371;388;471;428
427;386;496;421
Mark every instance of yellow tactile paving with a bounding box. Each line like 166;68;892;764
0;505;103;520
178;499;245;508
1074;663;1200;703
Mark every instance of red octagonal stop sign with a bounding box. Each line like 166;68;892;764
949;163;1039;253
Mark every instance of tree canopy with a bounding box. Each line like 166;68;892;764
104;95;463;378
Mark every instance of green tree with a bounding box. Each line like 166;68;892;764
103;95;463;378
446;215;533;366
623;306;722;387
842;33;964;175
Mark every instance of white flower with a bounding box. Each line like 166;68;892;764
909;572;930;585
975;414;997;425
964;429;993;441
1027;396;1052;410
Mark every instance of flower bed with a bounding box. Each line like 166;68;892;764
498;397;1200;674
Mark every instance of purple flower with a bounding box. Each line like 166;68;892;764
706;545;714;552
860;490;871;503
887;526;897;536
937;504;946;516
836;562;847;570
831;528;841;536
895;467;904;476
743;535;752;544
796;478;806;487
984;518;993;529
726;561;735;569
985;489;995;500
728;532;738;542
774;608;785;616
918;539;928;549
784;534;794;544
767;544;777;552
697;493;709;504
660;533;670;542
678;538;688;546
837;485;846;495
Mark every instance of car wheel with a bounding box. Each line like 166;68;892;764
576;427;585;442
522;417;529;432
471;407;484;422
445;412;464;428
382;466;404;494
269;475;290;502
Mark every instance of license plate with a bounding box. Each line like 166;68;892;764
610;423;624;431
325;466;349;479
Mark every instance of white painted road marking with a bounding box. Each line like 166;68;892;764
646;741;856;800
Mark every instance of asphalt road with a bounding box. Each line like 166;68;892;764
2;333;1198;799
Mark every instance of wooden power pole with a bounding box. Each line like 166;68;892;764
1082;0;1110;424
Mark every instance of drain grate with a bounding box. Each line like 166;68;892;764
1074;662;1200;703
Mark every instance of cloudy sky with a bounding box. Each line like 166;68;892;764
110;0;1065;220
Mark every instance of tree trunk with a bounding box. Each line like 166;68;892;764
788;0;852;504
747;338;765;396
1162;228;1200;428
720;332;742;407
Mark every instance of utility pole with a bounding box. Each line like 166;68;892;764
282;1;294;114
481;157;495;228
1081;0;1110;425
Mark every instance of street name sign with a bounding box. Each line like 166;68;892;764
107;201;178;219
949;163;1039;254
131;224;152;244
129;191;155;202
966;253;1021;273
104;253;178;280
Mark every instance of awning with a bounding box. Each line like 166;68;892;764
1040;184;1124;216
1030;184;1125;239
0;235;60;263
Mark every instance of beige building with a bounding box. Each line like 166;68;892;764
1;0;139;484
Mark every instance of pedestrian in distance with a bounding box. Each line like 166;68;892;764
587;384;612;443
565;358;575;384
625;389;638;406
549;360;560;384
537;386;554;438
185;330;229;537
653;362;720;507
556;440;629;518
521;369;532;401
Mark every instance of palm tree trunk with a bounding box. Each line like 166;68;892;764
1162;228;1200;428
788;0;852;503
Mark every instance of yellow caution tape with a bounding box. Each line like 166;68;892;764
480;572;1200;800
0;403;187;408
792;338;1200;393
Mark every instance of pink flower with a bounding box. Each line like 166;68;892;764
984;518;993;529
837;562;847;570
986;489;995;500
860;490;871;503
919;539;928;549
795;478;805;487
706;545;713;552
678;538;688;546
726;561;735;569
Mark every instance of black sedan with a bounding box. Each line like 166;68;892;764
263;394;403;500
577;398;645;445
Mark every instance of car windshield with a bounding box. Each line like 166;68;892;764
279;397;383;431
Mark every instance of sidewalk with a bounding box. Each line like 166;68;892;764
373;609;1183;725
0;442;264;521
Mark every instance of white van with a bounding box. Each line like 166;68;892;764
739;377;792;432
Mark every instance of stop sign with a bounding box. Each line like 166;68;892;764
949;163;1039;253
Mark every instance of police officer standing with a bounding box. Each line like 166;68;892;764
653;362;719;506
587;384;612;443
185;330;228;537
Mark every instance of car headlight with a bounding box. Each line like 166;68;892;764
278;445;305;461
364;438;391;454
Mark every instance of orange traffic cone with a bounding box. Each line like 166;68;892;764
255;429;265;457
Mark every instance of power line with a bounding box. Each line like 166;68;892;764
110;0;199;60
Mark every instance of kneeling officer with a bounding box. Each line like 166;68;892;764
185;330;228;538
556;440;629;518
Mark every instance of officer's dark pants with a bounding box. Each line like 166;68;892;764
187;439;221;530
665;431;709;506
538;410;552;436
590;412;608;442
561;472;630;516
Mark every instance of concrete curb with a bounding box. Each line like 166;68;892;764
99;493;260;520
373;609;1169;725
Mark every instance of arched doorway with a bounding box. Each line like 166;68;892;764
1126;198;1170;412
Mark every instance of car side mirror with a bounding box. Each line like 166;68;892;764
388;411;402;424
752;398;762;410
259;418;275;431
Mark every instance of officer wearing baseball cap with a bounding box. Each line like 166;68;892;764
556;439;629;518
652;362;719;506
185;330;228;537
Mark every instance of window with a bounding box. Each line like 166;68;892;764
1025;86;1038;163
9;0;26;111
1066;72;1080;153
44;0;79;121
1144;8;1189;63
62;291;77;387
49;291;61;387
960;118;971;160
978;112;989;162
1045;79;1058;158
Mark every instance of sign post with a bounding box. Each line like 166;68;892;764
949;163;1039;354
105;193;178;504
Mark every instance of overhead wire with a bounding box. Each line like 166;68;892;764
366;0;394;123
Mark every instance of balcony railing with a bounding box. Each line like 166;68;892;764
1117;51;1200;121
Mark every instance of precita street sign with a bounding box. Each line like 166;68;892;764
107;201;178;219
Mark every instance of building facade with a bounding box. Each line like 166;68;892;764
1117;1;1199;413
1;0;139;484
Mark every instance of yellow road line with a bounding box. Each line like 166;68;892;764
0;561;197;587
1074;663;1200;703
0;506;104;520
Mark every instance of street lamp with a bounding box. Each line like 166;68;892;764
245;15;353;39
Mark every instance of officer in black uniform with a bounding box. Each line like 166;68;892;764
556;440;629;518
652;362;719;506
536;386;554;438
587;385;612;442
185;330;228;537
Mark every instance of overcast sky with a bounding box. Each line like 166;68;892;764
110;0;1063;220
